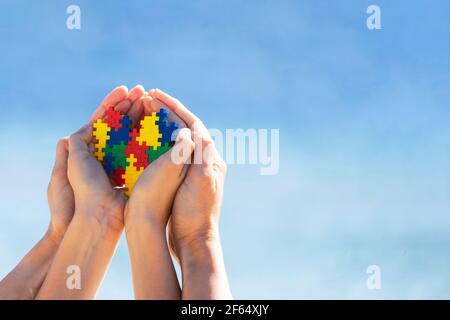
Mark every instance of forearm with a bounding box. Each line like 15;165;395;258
179;232;232;300
0;229;60;300
36;213;122;299
126;218;180;300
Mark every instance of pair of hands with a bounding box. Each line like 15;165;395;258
46;86;228;298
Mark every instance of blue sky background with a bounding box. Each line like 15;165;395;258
0;0;449;299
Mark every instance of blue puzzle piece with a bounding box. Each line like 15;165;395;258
156;108;169;125
158;119;179;144
108;115;132;146
104;152;115;174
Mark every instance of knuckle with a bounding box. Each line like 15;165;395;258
68;134;78;145
56;138;67;149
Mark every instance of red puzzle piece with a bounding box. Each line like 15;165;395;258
113;167;125;186
104;107;124;132
125;128;150;170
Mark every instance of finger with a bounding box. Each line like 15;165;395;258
191;125;216;168
156;128;194;172
127;96;145;127
69;124;93;154
149;89;199;128
149;88;214;167
89;85;128;123
175;129;195;179
128;85;145;102
114;98;132;115
142;95;156;115
51;137;69;178
88;142;96;154
149;89;212;143
191;119;213;142
68;133;88;156
126;85;146;126
149;97;187;129
147;90;214;170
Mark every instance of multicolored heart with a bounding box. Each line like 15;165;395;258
92;107;179;196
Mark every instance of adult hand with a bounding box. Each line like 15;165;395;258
149;90;227;259
149;89;231;299
124;95;194;299
125;95;194;232
46;138;74;243
36;85;147;299
0;86;139;300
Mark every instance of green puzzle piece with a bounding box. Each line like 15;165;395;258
103;141;128;170
111;142;128;170
147;143;171;163
102;144;113;157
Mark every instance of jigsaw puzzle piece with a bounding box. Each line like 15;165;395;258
113;167;125;187
93;118;111;161
108;114;132;146
158;120;179;145
156;108;169;124
104;107;124;132
104;152;115;174
147;143;171;163
122;154;144;197
125;128;150;170
138;112;162;151
111;141;128;170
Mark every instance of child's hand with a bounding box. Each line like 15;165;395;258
37;85;150;299
125;95;194;233
47;137;74;243
67;85;146;234
46;85;146;239
122;95;194;299
67;124;126;232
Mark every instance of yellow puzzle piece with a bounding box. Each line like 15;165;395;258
137;113;162;150
122;154;144;196
93;118;111;161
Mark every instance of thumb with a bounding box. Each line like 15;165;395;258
68;124;93;156
155;127;194;174
51;137;69;179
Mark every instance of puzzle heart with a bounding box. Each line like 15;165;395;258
92;107;179;196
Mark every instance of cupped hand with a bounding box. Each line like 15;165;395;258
67;85;146;232
46;84;145;241
124;95;194;232
148;89;227;260
46;137;75;242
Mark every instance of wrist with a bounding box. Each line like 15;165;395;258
176;228;222;267
74;190;125;229
44;225;66;247
124;202;168;235
73;205;124;240
36;212;123;300
177;229;232;299
0;231;61;299
125;213;167;237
